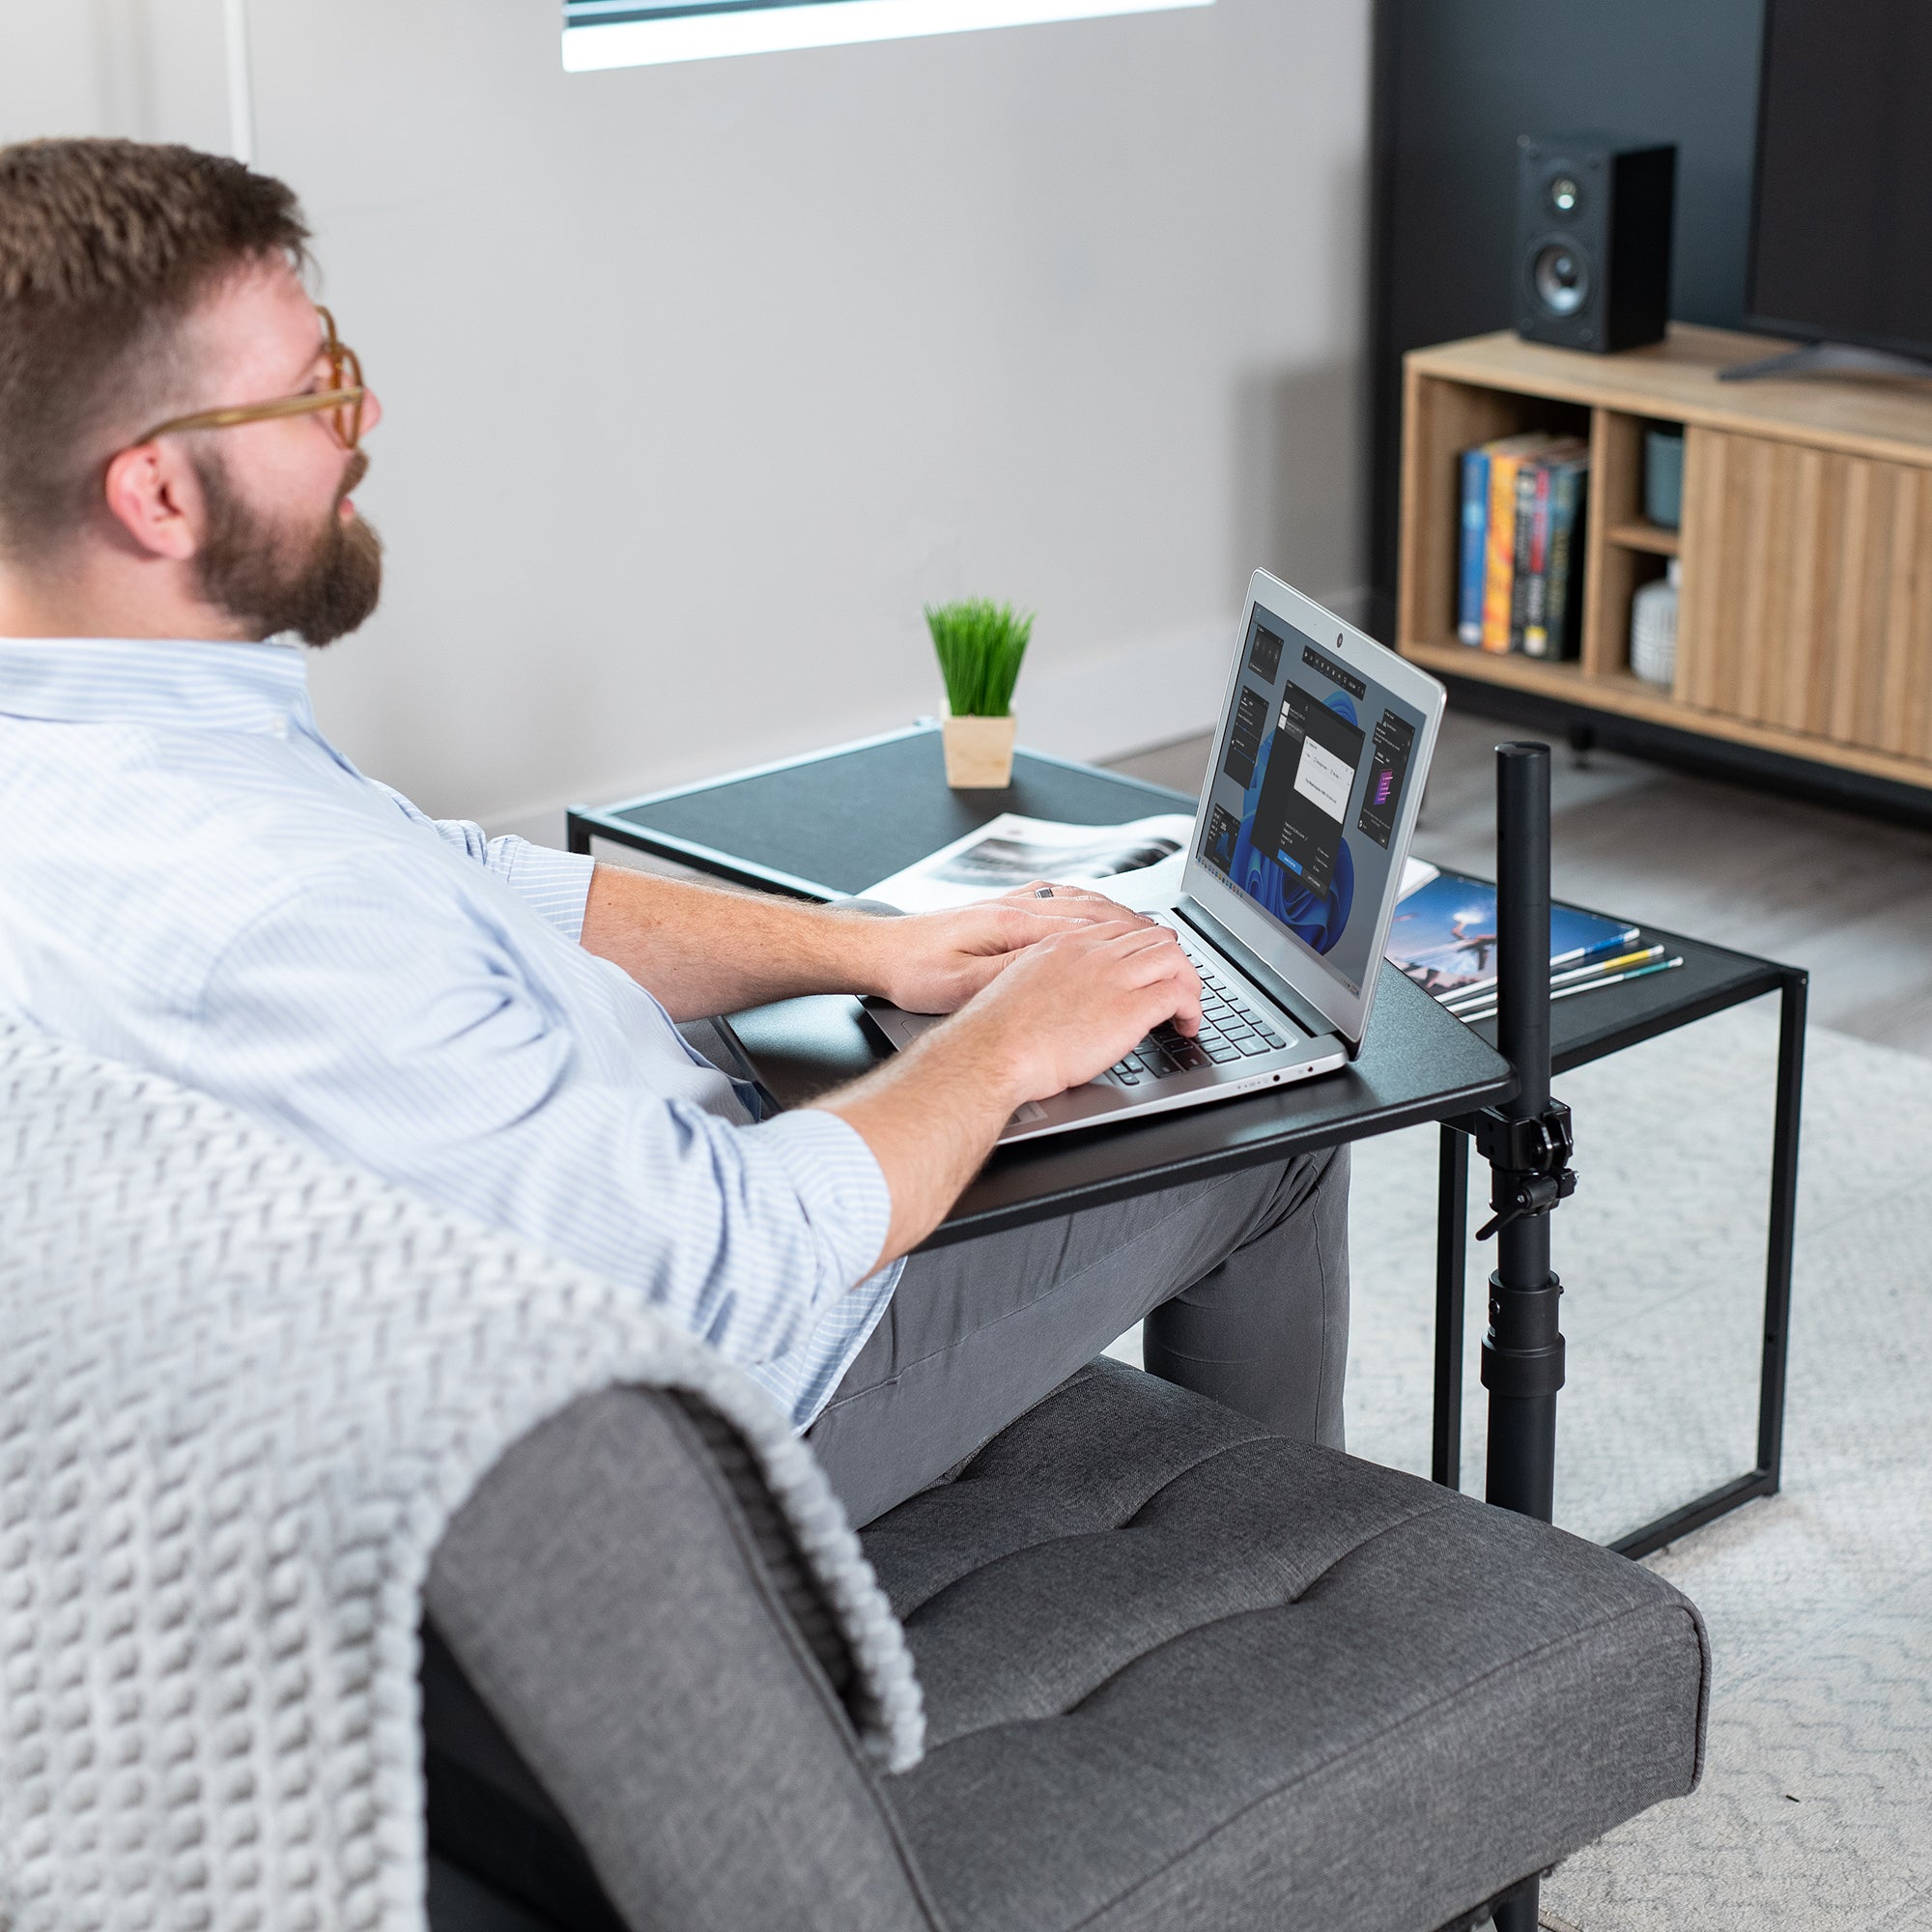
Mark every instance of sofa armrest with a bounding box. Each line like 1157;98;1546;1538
425;1386;938;1932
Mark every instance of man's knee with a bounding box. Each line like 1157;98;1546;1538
1245;1139;1351;1245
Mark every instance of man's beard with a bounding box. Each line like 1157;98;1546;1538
191;446;384;646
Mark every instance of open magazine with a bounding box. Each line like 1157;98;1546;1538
1382;867;1679;1017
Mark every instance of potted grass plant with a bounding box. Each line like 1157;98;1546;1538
926;598;1033;788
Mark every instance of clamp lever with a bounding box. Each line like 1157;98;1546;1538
1473;1098;1578;1241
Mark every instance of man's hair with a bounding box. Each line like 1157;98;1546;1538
0;138;310;559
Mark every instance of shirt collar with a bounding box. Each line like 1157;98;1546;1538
0;637;314;735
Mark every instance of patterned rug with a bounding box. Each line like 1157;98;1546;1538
1344;1003;1932;1930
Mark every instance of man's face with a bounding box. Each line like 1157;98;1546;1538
174;260;384;644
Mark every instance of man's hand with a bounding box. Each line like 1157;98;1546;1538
865;881;1155;1014
582;860;1203;1272
579;865;1156;1022
935;913;1204;1100
814;914;1202;1266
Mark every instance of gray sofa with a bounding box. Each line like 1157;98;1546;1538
0;1009;1706;1932
427;1359;1710;1932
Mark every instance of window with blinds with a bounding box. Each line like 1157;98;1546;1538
562;0;1212;72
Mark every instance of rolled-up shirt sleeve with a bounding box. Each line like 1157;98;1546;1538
369;781;595;942
494;838;596;941
185;867;893;1373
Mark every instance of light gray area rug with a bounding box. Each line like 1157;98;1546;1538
1346;1000;1932;1929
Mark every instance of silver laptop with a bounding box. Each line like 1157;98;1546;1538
865;571;1446;1143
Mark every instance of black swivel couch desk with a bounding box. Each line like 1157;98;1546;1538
569;723;1804;1559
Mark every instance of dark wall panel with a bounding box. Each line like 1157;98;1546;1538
1366;0;1766;632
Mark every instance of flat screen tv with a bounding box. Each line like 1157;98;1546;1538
1745;0;1932;362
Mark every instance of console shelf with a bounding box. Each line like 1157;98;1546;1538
1398;325;1932;796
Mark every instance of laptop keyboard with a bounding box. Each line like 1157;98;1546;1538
1108;940;1293;1087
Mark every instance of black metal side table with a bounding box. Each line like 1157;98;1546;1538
1436;930;1806;1560
570;722;1805;1560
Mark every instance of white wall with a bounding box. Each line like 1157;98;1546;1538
2;0;1373;835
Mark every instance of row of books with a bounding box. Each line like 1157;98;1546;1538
1458;433;1590;661
1385;867;1681;1022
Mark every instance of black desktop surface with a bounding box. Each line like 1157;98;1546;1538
575;725;1194;899
727;963;1514;1249
581;722;1778;1242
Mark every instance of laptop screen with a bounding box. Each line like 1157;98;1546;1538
1195;605;1431;1002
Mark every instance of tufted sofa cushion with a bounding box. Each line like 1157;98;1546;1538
423;1359;1707;1932
862;1359;1709;1932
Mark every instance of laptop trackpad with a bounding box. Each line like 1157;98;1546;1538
719;995;885;1111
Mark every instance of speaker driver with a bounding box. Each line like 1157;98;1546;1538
1531;242;1592;317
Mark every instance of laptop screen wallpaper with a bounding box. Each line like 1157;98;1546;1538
1198;607;1429;998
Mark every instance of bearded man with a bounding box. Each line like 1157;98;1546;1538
0;139;1348;1525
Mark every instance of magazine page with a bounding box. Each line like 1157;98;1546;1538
1384;868;1640;998
860;812;1195;914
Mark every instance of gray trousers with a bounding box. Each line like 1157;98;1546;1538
806;1144;1350;1527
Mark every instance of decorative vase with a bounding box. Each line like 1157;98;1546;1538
942;710;1018;789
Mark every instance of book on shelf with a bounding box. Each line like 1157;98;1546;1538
1383;867;1644;1003
1521;449;1589;660
1456;445;1492;644
1507;458;1546;653
1456;433;1589;659
1480;435;1552;652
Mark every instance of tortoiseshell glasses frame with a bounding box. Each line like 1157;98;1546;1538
135;305;366;452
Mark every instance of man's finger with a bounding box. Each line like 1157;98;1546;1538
982;906;1110;949
1001;881;1137;911
1094;921;1188;957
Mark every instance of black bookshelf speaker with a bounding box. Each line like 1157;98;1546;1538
1516;133;1676;353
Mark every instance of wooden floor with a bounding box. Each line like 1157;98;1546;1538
1106;703;1932;1061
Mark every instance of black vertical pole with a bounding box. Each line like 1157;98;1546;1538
1483;743;1566;1932
1484;743;1565;1523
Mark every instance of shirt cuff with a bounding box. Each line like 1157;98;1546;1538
749;1107;895;1292
499;839;597;942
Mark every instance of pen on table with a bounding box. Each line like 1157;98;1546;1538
1440;942;1666;1012
1450;955;1684;1023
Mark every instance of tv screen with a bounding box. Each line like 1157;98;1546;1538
1747;0;1932;360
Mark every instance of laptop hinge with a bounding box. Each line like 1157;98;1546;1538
1173;895;1359;1058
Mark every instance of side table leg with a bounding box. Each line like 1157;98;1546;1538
1609;972;1809;1560
1433;1124;1469;1490
1492;1873;1540;1932
1757;970;1807;1494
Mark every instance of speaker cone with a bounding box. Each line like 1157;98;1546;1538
1531;242;1591;317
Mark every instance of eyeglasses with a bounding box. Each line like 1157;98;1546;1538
135;305;367;452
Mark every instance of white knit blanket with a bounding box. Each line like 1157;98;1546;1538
0;1021;923;1932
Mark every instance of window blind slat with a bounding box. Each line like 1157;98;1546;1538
561;0;1212;71
563;0;845;24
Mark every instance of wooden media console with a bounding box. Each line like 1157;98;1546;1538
1398;326;1932;806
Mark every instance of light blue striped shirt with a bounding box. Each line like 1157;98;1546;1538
0;638;900;1428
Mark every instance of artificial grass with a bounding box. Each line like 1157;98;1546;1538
925;598;1033;718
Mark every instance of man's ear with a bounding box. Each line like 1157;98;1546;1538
101;441;203;561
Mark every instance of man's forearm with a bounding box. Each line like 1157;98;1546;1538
810;1017;1021;1266
578;872;1197;1270
579;864;892;1019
